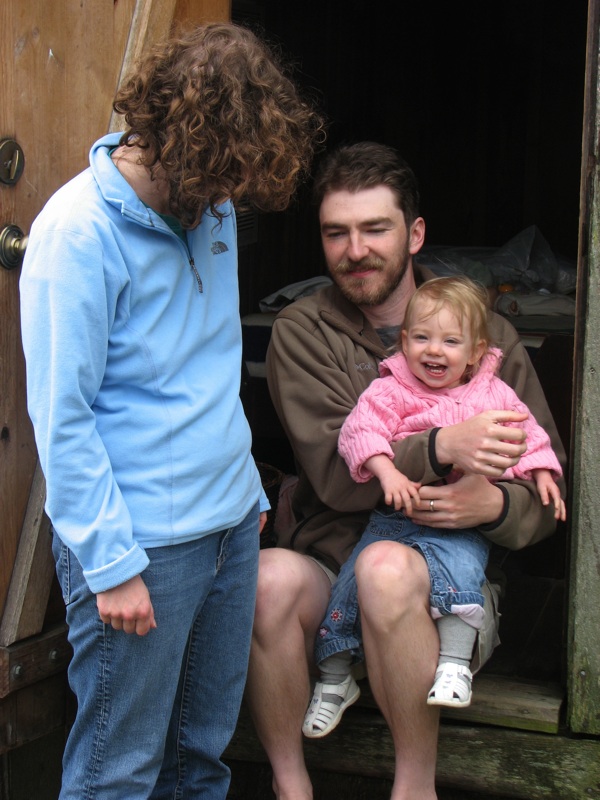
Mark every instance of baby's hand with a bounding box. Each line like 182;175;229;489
381;473;421;515
539;482;566;521
534;469;566;522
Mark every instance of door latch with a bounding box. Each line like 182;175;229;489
0;139;25;186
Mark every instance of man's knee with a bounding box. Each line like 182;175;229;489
355;539;427;580
254;549;330;631
355;540;430;604
255;548;299;620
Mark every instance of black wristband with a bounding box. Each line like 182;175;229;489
428;428;454;478
478;483;510;531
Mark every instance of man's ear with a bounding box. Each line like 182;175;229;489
409;217;426;255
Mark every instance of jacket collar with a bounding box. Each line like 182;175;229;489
318;283;390;358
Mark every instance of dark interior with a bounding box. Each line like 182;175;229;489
233;0;586;687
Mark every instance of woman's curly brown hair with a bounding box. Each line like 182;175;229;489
113;23;326;229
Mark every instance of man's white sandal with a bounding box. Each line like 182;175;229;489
427;662;473;708
302;674;361;738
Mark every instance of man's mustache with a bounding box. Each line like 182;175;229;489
333;258;386;275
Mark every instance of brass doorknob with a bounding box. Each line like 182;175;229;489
0;224;28;270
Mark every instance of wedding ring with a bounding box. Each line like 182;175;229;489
430;499;435;512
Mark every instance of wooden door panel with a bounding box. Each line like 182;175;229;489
0;0;168;625
0;0;231;630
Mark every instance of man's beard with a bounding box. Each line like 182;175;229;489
331;246;411;307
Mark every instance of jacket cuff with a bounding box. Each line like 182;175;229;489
428;428;454;478
478;483;510;532
84;544;150;594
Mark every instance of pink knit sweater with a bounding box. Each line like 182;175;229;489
338;348;562;484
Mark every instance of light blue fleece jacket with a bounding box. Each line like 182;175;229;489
20;133;267;594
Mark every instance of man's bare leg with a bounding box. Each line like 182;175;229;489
356;541;440;800
246;548;332;800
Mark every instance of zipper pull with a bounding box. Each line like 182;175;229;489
189;257;203;293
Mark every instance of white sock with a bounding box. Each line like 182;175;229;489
319;651;352;685
437;614;477;669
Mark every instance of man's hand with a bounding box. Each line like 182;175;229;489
411;474;505;529
434;410;528;477
97;574;157;636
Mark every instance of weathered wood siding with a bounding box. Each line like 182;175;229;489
568;0;600;736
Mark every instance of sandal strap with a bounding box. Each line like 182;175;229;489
302;675;360;738
427;662;473;708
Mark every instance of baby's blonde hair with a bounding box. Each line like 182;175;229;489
402;275;492;372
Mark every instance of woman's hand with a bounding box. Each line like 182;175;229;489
96;574;157;636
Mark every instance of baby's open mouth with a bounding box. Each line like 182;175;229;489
424;363;447;375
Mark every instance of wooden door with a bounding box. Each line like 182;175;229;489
0;0;136;635
0;2;230;779
0;0;229;638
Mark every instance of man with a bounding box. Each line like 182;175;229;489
246;142;566;799
20;23;323;800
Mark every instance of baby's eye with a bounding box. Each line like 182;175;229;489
445;338;461;346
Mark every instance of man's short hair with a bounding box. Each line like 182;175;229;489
312;141;420;226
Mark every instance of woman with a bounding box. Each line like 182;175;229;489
20;23;324;800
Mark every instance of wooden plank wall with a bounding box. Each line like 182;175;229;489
568;0;600;736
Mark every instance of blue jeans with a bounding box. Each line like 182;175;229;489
53;503;259;800
315;506;490;665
